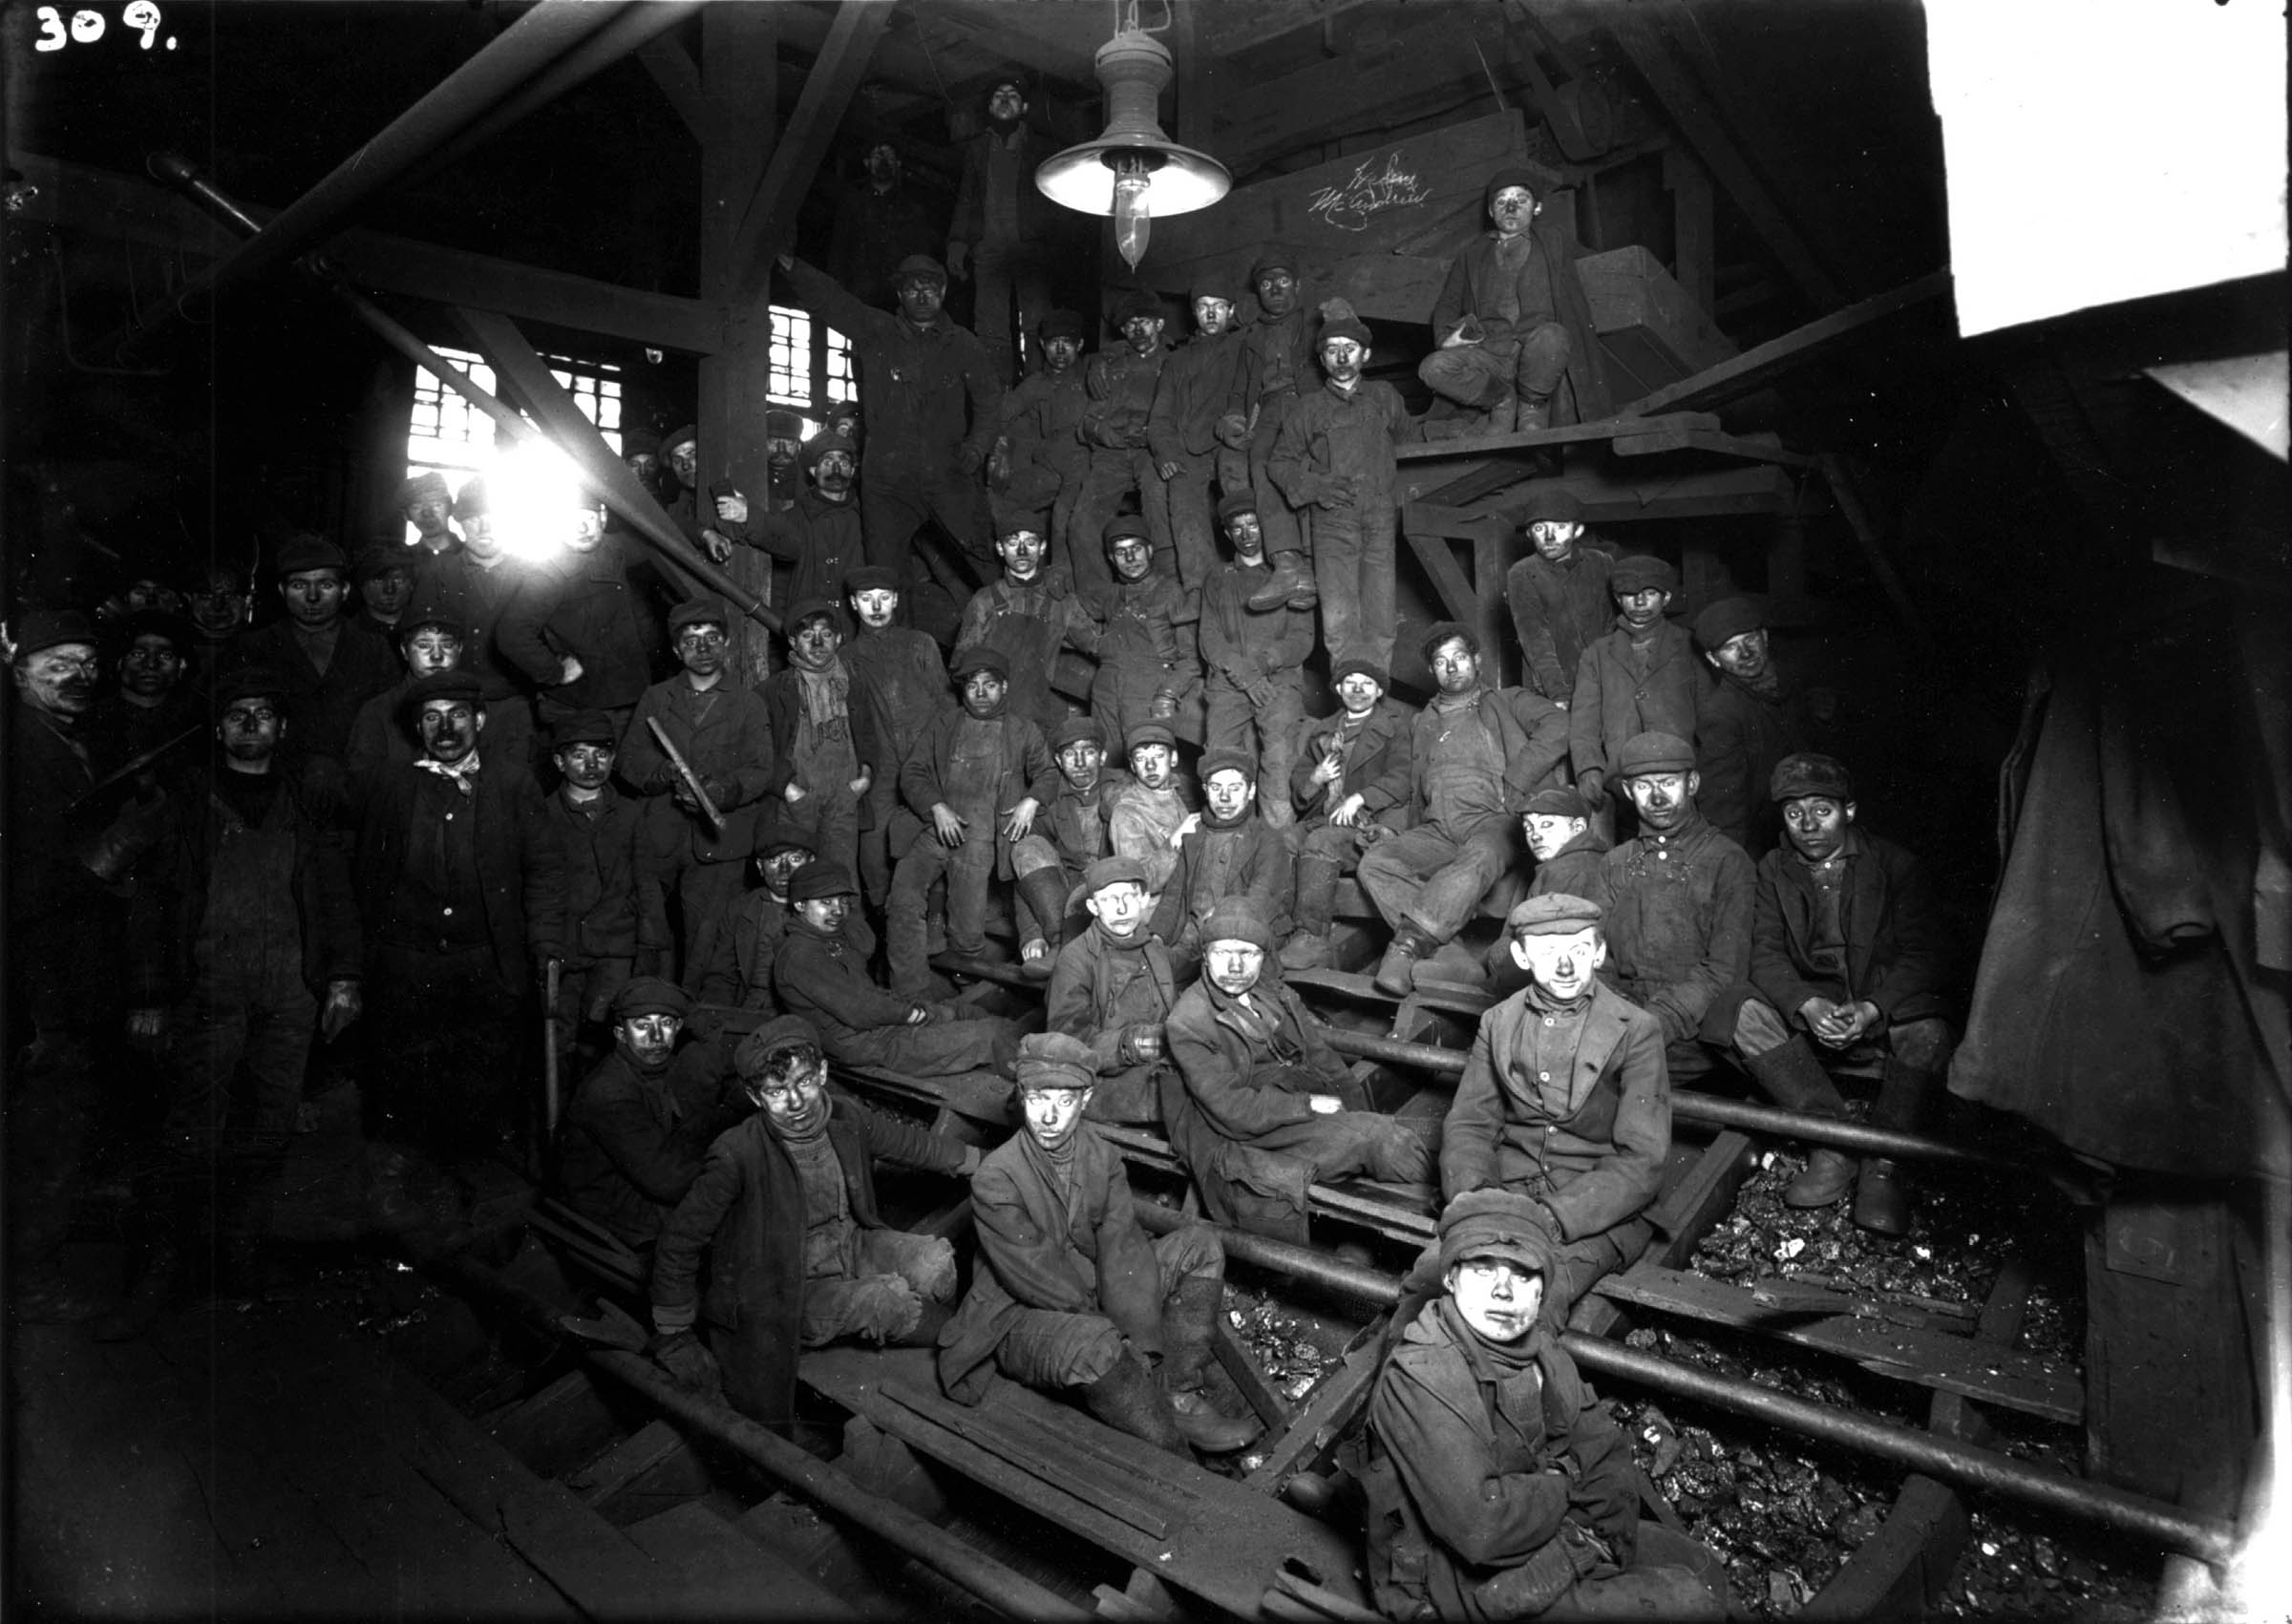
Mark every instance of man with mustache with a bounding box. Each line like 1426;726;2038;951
746;434;866;610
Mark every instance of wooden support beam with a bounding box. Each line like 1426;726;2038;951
1610;427;1819;468
1407;463;1806;530
1395;411;1720;462
1621;270;1953;417
1400;525;1483;628
1819;453;1937;656
1663;144;1716;315
637;35;710;144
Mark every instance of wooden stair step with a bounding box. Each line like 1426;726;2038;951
623;1500;859;1619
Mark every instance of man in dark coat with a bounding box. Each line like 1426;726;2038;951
1217;250;1320;607
1072;289;1174;599
1711;754;1954;1233
947;79;1059;383
1284;657;1415;971
1442;895;1670;1318
1147;281;1249;590
554;978;744;1251
230;533;400;770
1148;749;1298;977
1692;596;1812;861
350;542;417;643
1365;1192;1727;1622
1416;166;1612;433
345;582;468;787
745;435;866;610
757;597;877;883
497;500;664;740
1569;555;1705;818
842;566;950;907
1504;486;1616;707
827;140;945;311
1164;899;1431;1244
692;826;879;1031
1361;624;1568;996
1086;514;1199;759
110;606;203;767
1200;490;1315;833
395;471;461;562
419;481;541;774
648;1015;974;1428
1045;855;1178;1125
541;709;668;1068
1008;713;1126;980
953;520;1101;737
937;1034;1258;1456
989;308;1091;560
778;248;1002;588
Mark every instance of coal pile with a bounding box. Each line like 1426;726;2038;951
1226;1286;1348;1404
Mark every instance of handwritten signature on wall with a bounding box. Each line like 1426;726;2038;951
1306;155;1432;234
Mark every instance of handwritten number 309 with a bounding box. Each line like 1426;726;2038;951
34;4;164;50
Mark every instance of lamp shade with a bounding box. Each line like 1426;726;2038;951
1034;30;1231;220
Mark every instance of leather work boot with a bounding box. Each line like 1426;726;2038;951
1373;924;1432;997
1246;550;1318;614
1158;1276;1263;1454
1481;395;1518;435
1788;1149;1860;1209
1517;394;1553;432
1082;1347;1188;1455
1015;868;1072;981
1280;854;1344;971
1854;1057;1941;1234
1853;1158;1912;1235
1738;1039;1857;1208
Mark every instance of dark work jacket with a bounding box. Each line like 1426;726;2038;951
845;627;951;831
1083;345;1166;452
1268;379;1414;512
618;677;776;865
1505;543;1617;705
1568;621;1707;785
693;891;878;1027
1149;329;1247;464
782;259;1002;478
954;572;1101;736
1225;306;1318;415
1164;976;1350;1146
1440;982;1669;1239
1292;699;1416;825
759;663;885;825
939;1121;1164;1403
949;123;1059;247
417;550;533;703
1590;813;1752;1045
555;1038;744;1249
229;618;400;767
543;784;666;965
897;705;1059;876
1150;815;1297;956
1698;659;1812;861
748;489;865;610
1751;831;1951;1033
1200;559;1314;694
1365;1306;1636;1622
497;537;662;712
774;914;914;1043
1032;771;1124;872
1429;217;1615;423
655;1094;966;1424
1404;687;1571;819
350;759;567;985
1046;922;1179;1078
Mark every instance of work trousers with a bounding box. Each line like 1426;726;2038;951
362;942;523;1162
992;1223;1223;1389
657;849;750;995
1244;388;1306;558
861;470;996;594
1158;452;1226;591
1731;998;1954;1128
1298;819;1380;875
1415;322;1573;410
1358;818;1514;942
1008;834;1086;954
1204;673;1305;831
1310;500;1397;676
969;240;1050;385
1247;1109;1432;1189
858;817;918;912
822;1005;1020;1080
1070;449;1173;600
781;783;860;893
554;956;633;1070
887;833;999;997
1492;1522;1730;1621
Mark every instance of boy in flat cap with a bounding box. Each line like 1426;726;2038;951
651;1014;976;1427
1087;513;1200;753
1504;486;1616;707
1485;784;1613;996
1009;713;1127;980
1165;899;1431;1243
232;533;401;769
346;580;467;787
658;424;755;571
1269;300;1416;674
619;598;777;985
542;709;668;1068
1568;554;1704;817
1416;166;1612;435
1072;290;1175;598
776;247;1002;593
1365;1191;1727;1622
1708;754;1954;1232
1588;732;1753;1086
555;977;745;1251
1218;250;1321;609
497;492;665;741
110;605;202;768
888;646;1058;996
938;1033;1260;1455
744;433;866;612
757;597;876;882
395;471;460;559
1104;722;1197;895
1692;596;1814;861
350;543;417;643
954;521;1102;736
1199;489;1316;833
989;307;1092;559
1284;657;1416;971
1442;894;1671;1319
1361;623;1568;996
776;861;1022;1077
421;478;541;774
844;567;952;907
1149;280;1250;589
948;78;1058;383
1046;854;1180;1123
1150;751;1297;976
693;823;862;1029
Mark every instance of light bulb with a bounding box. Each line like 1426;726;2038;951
1113;170;1152;269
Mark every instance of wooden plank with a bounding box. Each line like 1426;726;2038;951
1411;463;1805;527
623;1501;859;1619
1611;427;1819;468
564;1419;706;1512
1213;1317;1296;1430
1243;1316;1390;1493
636;35;711;144
1665;144;1716;315
877;1383;1176;1540
1589;1264;2083;1423
1396;411;1721;462
1401;525;1482;626
1819;453;1938;656
1621;270;1953;417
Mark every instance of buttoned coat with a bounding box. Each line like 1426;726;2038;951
556;1037;745;1248
1750;832;1952;1032
543;783;667;965
1404;687;1571;817
1567;621;1707;785
1149;814;1297;953
1047;922;1180;1077
618;677;776;865
497;537;663;713
1590;815;1753;1045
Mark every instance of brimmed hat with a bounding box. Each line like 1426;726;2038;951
275;534;348;578
784;596;848;639
892;253;948;287
1014;1031;1094;1093
1201;896;1273;953
1248;248;1299;284
662;424;699;455
787;860;858;901
1216;490;1262;524
399;668;484;719
753;812;817;857
1439;1187;1554;1275
353;542;414;581
1050;713;1105;751
1615;731;1695;778
1081;854;1150;896
1483;165;1548;207
668;597;731;636
550;711;619;749
802;435;854;474
213;664;288;707
1101;512;1152;547
949;644;1009;681
1038;308;1086;340
1110;287;1164;326
1331;656;1388;689
1318;296;1371;348
114;606;195;653
765;409;805;438
1693;596;1767;652
735;1014;823;1078
1771;752;1855;804
1507;893;1603;938
1520;787;1592;820
1190;277;1239;306
609;976;689;1022
844;565;900;596
1125;722;1177;753
397;581;464;641
1609;554;1677;595
1199;748;1255;785
1421;621;1478;664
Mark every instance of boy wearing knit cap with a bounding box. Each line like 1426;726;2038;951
1086;513;1201;756
953;522;1102;736
1365;1190;1727;1622
1284;657;1415;971
938;1033;1259;1456
1199;489;1316;833
1164;898;1432;1244
1268;300;1416;674
844;567;951;905
232;533;401;768
1073;288;1176;599
542;708;669;1067
757;598;876;882
650;1014;976;1428
887;646;1058;997
1149;750;1296;975
657;424;753;571
1103;722;1197;894
1504;485;1616;707
1692;595;1814;860
1008;714;1126;980
1045;854;1180;1123
1148;280;1250;588
345;580;467;786
989;308;1091;559
555;977;746;1251
1567;553;1703;816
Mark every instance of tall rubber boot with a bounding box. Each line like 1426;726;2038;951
1280;854;1344;971
1373;923;1432;998
1246;551;1318;613
1517;393;1553;432
1081;1347;1188;1455
1855;1061;1941;1236
1740;1038;1857;1208
1158;1276;1263;1453
1015;868;1072;981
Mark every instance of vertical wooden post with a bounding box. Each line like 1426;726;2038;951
1664;144;1715;318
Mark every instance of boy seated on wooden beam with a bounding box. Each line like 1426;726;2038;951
936;1034;1261;1457
1044;854;1180;1125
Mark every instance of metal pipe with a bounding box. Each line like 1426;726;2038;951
1134;1199;1404;1308
436;1256;1093;1622
115;0;628;356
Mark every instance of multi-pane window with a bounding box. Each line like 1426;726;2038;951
404;346;623;490
766;306;858;412
823;326;856;405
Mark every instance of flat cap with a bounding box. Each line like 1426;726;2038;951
549;709;620;749
1125;722;1177;752
1014;1031;1095;1093
620;428;657;458
1483;165;1548;206
1050;713;1105;751
1101;512;1153;547
396;582;466;641
735;1014;823;1077
1771;751;1855;804
949;644;1009;681
784;596;848;638
1421;621;1478;664
1081;854;1150;896
1038;307;1086;340
451;475;490;520
787;860;858;901
668;597;730;636
1507;892;1603;938
400;668;484;718
393;471;451;510
1248;248;1299;284
1615;731;1695;777
353;542;415;580
661;424;699;454
764;409;804;437
802;434;853;473
1518;486;1583;526
1693;595;1767;652
1608;553;1677;594
610;976;689;1022
1439;1187;1554;1275
275;534;348;577
212;664;288;706
1198;748;1255;784
1201;896;1273;952
843;565;900;596
1520;786;1592;820
114;606;195;651
1110;287;1164;325
753;813;817;856
892;252;947;286
1331;655;1389;689
1190;277;1239;306
1217;490;1263;523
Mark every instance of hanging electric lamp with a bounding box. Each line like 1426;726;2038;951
1033;6;1231;270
